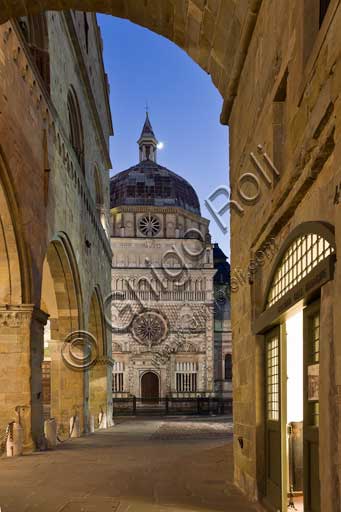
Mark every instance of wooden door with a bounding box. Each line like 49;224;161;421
141;372;159;401
265;326;282;510
303;301;321;512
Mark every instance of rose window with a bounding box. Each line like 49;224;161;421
138;215;161;237
131;311;168;347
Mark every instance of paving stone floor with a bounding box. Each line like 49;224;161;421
0;416;261;512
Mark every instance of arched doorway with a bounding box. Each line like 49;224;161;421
141;372;159;402
255;222;336;512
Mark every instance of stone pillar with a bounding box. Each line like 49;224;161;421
49;321;86;437
0;305;47;451
319;281;339;510
89;357;113;428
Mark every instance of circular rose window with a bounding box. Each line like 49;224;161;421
131;310;168;347
138;215;161;237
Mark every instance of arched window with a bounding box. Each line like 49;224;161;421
94;166;103;208
67;87;84;173
19;14;50;91
266;231;334;308
225;354;232;381
94;166;107;232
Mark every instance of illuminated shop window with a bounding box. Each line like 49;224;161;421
267;234;334;308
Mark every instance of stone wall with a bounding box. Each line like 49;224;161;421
229;0;341;508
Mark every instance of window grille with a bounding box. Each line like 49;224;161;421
267;334;279;421
312;313;320;364
310;312;320;426
113;361;124;393
267;234;334;308
176;362;198;392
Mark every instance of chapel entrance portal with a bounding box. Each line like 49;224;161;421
141;372;159;402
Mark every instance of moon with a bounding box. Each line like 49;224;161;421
157;141;164;150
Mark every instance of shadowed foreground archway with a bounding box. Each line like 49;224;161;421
0;0;263;123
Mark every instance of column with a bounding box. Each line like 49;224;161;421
0;304;47;452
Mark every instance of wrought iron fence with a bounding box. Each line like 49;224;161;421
112;396;233;416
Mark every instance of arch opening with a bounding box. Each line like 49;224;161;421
41;235;84;436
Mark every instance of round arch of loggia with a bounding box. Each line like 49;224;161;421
0;145;31;304
254;221;336;333
0;0;263;123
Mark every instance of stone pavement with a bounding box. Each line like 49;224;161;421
0;416;260;512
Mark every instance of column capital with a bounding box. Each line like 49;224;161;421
96;356;115;367
0;304;49;328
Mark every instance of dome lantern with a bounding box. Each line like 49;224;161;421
137;112;158;163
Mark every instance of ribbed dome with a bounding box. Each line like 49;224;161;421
110;159;201;215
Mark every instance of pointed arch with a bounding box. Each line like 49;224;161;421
0;146;30;304
42;233;83;331
40;233;84;429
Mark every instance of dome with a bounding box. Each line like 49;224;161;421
110;159;201;215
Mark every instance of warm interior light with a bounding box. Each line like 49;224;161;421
286;310;303;423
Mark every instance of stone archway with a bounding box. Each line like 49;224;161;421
0;0;263;123
0;147;45;450
41;234;85;437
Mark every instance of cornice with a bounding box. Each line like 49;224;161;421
110;204;210;224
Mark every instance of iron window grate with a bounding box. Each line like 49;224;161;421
267;234;334;308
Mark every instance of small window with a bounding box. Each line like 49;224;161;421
83;13;89;53
67;87;84;174
113;362;124;393
224;354;232;381
176;362;198;392
138;214;161;237
320;0;331;26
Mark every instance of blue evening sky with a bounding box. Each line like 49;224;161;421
97;14;230;255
